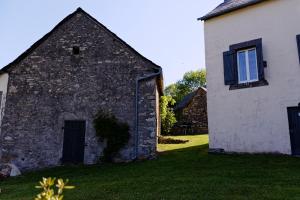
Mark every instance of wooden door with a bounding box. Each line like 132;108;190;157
288;107;300;155
62;120;86;164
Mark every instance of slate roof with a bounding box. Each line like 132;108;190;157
174;87;207;111
199;0;267;21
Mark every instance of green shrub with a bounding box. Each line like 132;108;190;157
93;110;130;161
35;177;74;200
158;136;189;144
160;96;177;135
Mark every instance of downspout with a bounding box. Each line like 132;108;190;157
134;68;162;159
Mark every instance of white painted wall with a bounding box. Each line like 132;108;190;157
204;0;300;154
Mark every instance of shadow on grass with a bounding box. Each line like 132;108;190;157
3;140;300;200
158;143;209;155
3;140;297;183
157;134;209;153
2;143;210;184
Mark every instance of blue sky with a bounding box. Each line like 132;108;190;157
0;0;222;86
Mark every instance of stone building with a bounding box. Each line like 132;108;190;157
172;87;208;135
0;8;163;170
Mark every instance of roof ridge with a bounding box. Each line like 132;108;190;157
174;87;206;111
2;7;162;73
1;8;81;72
76;8;162;71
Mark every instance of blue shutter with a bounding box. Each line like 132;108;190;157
255;39;264;81
223;50;237;85
297;35;300;63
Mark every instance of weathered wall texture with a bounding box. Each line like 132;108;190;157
173;88;208;135
137;79;158;159
155;86;161;137
0;10;161;170
0;74;9;125
204;0;300;154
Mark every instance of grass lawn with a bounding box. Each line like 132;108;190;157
2;135;300;199
157;135;208;152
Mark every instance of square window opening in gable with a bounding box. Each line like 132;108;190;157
73;46;80;55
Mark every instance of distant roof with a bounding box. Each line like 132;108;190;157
174;87;206;111
199;0;267;21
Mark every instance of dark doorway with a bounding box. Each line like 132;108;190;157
62;120;86;164
287;107;300;155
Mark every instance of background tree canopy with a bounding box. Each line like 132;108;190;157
164;69;206;103
160;69;206;135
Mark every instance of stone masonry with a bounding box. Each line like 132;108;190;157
173;87;208;135
0;8;163;170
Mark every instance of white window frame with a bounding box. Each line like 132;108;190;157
237;48;259;84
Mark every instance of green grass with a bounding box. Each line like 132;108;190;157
2;135;300;199
157;135;208;152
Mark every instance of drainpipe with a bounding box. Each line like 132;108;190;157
134;68;162;160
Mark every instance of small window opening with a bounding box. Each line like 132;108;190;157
73;46;80;55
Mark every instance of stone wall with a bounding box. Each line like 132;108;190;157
137;79;158;159
0;74;9;127
0;10;161;170
173;88;208;135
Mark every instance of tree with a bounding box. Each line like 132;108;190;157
164;69;206;103
181;69;206;91
160;69;206;135
164;83;178;98
160;96;177;135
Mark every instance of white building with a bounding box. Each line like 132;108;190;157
200;0;300;155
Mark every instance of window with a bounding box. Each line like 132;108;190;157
237;48;258;83
72;46;80;55
223;38;268;90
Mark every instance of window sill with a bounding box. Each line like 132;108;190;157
229;79;269;90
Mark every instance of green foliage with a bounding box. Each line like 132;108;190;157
161;69;206;134
181;69;206;91
93;111;130;161
158;136;189;144
165;69;206;102
164;84;179;99
160;96;177;135
35;177;74;200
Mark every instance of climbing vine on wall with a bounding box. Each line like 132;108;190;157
93;110;130;161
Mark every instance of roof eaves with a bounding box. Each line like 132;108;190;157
1;8;83;73
79;8;162;72
198;0;267;21
77;8;164;94
1;8;163;91
174;87;207;111
174;91;197;111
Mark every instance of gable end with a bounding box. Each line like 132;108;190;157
1;8;162;73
